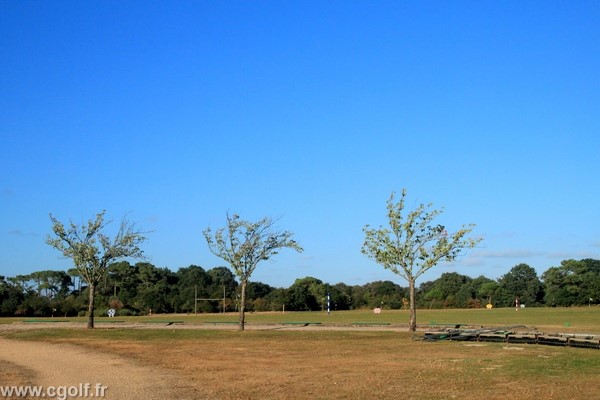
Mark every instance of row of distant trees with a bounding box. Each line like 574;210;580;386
8;191;597;332
37;190;480;331
1;258;598;317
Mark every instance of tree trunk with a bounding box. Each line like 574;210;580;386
408;278;416;334
238;280;247;331
87;283;95;329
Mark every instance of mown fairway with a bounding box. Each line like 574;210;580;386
1;308;600;399
3;306;600;333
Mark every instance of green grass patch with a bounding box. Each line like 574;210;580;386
3;307;600;333
23;319;71;323
1;327;221;342
135;320;185;324
93;320;127;323
497;347;600;378
204;321;238;324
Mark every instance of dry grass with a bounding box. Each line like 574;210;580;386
0;360;35;386
6;329;600;400
0;360;38;400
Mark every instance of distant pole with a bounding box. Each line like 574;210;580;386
194;285;197;315
223;285;226;313
327;292;331;316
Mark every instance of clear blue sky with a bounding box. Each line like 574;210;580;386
1;1;599;288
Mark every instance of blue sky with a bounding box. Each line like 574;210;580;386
1;1;599;288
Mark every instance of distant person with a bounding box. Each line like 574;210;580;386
515;297;520;311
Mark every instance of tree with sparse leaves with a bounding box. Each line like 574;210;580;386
362;189;482;333
46;211;147;328
203;213;303;330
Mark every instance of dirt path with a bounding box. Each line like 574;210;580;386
0;322;406;399
0;337;199;399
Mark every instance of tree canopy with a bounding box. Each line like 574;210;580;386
46;211;147;328
203;213;303;330
362;189;482;332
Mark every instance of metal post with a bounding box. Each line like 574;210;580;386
194;285;197;315
327;292;330;316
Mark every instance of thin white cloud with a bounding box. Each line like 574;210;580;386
8;229;39;237
481;231;517;240
294;264;313;270
144;215;160;224
546;251;599;260
473;249;546;259
457;256;486;267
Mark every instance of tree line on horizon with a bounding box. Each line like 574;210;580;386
38;190;483;330
1;258;598;317
9;190;595;331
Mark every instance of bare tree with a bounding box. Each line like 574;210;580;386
362;189;482;333
46;211;147;328
203;213;303;330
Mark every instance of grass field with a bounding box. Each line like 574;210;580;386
2;308;600;399
3;306;600;333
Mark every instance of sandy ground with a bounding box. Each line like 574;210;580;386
0;322;407;400
0;332;199;399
